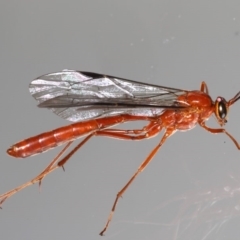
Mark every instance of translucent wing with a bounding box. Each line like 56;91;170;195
29;70;188;122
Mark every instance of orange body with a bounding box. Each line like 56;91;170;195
7;90;214;158
2;72;240;236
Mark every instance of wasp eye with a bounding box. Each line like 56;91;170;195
216;97;227;119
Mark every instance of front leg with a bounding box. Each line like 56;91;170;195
200;81;209;94
199;121;240;149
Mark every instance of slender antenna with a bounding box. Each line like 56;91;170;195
229;91;240;106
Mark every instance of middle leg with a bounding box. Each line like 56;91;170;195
99;127;176;235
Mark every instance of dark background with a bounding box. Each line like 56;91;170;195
1;1;240;240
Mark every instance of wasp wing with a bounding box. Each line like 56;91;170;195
29;70;188;122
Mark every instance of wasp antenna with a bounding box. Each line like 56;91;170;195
229;91;240;106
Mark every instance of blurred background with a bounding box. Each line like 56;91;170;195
0;1;240;240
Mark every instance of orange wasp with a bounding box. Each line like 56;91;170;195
1;70;239;235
